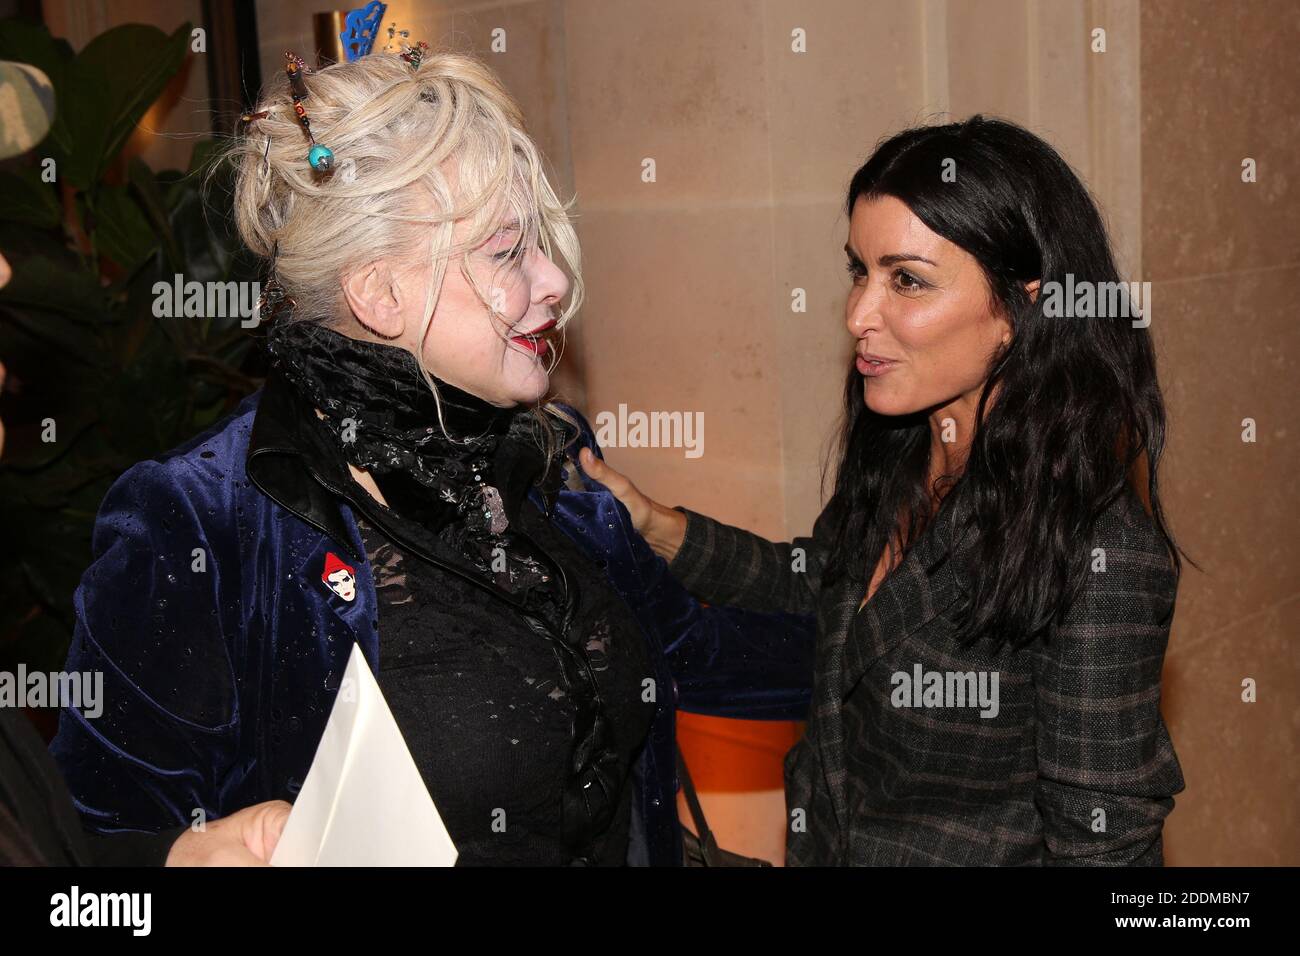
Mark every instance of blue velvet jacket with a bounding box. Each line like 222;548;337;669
49;377;813;865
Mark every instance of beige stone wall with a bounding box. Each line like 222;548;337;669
1140;0;1299;867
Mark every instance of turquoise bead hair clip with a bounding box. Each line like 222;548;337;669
285;52;334;173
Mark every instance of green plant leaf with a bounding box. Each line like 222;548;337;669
0;220;74;265
127;157;181;272
168;176;229;280
0;255;105;320
63;22;191;189
93;184;158;273
0;308;107;368
0;169;60;228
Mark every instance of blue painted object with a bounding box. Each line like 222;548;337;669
340;1;386;61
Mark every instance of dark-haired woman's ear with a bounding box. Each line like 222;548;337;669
1025;278;1041;304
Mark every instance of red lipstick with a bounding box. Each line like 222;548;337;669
511;318;557;356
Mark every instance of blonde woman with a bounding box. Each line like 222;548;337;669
48;51;814;866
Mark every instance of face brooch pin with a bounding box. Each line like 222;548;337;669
321;552;357;602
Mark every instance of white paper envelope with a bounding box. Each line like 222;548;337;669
271;643;458;866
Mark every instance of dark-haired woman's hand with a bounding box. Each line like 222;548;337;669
577;446;687;562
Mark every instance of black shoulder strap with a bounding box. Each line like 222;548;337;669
676;750;720;859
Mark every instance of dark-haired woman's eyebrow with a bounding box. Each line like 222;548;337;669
878;252;937;267
842;246;936;270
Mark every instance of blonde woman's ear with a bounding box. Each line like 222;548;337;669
342;261;406;340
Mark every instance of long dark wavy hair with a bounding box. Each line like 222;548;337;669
824;115;1181;647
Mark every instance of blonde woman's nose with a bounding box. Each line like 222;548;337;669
528;247;569;305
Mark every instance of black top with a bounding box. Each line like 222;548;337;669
351;470;655;866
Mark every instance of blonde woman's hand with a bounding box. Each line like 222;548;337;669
164;800;292;867
577;447;687;562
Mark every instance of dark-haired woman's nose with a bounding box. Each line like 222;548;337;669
846;283;885;338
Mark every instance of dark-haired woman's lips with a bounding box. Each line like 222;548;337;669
856;355;899;377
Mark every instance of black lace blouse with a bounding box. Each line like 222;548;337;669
350;466;655;866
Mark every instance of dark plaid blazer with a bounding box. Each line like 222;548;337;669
668;489;1185;866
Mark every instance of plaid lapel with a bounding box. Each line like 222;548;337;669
841;493;976;694
809;491;977;854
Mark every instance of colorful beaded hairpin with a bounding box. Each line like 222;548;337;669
241;28;426;174
285;52;335;172
384;23;429;69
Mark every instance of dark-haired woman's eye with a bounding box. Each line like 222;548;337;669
845;258;866;280
893;269;926;293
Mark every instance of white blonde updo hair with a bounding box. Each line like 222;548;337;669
227;50;583;436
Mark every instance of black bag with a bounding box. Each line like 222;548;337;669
677;752;772;867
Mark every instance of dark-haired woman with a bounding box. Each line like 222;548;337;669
583;115;1186;866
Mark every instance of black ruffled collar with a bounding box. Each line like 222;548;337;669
266;319;560;535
